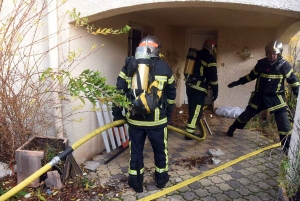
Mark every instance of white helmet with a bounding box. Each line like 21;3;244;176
265;40;283;55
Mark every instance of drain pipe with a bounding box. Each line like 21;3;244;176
47;0;63;138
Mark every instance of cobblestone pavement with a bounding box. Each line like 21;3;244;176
86;117;285;201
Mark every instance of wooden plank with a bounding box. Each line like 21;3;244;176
95;101;111;153
118;126;127;143
100;103;116;150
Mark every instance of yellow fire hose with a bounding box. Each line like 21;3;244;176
0;120;126;201
138;142;281;201
0;108;209;200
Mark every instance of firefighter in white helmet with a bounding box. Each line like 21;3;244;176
227;40;299;153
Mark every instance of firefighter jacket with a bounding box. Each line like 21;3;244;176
112;58;176;129
186;48;218;95
236;57;299;113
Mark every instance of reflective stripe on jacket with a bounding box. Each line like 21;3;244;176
238;58;299;113
113;58;176;129
186;48;218;93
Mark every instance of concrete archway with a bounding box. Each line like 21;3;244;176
278;21;300;44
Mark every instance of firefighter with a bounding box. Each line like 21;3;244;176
227;40;299;153
184;39;218;140
112;35;176;192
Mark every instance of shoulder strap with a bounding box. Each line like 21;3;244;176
275;60;286;74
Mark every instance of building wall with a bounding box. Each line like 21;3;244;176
216;27;274;109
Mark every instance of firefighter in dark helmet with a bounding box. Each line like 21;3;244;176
227;40;299;152
184;39;218;140
112;35;176;192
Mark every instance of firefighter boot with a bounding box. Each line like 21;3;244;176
128;174;143;192
227;125;236;137
155;171;169;188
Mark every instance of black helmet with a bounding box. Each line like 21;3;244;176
265;40;283;55
139;35;161;57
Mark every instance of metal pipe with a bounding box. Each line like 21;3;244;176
203;117;213;135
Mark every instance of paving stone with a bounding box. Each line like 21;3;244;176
218;174;233;181
120;166;128;173
231;164;244;171
84;161;100;171
246;167;260;174
247;174;262;183
236;178;252;186
177;185;191;192
212;194;231;201
198;166;210;172
208;175;224;184
232;198;247;201
92;154;105;162
256;192;276;200
257;181;272;190
265;178;279;186
199;178;214;187
195;188;211;197
238;161;252;168
205;186;222;194
255;164;268;171
225;190;242;199
136;192;151;200
238;169;252;176
236;187;251;196
201;196;218;201
165;194;185;200
215;183;232;191
265;170;279;177
223;166;234;173
246;184;261;193
171;153;183;158
156;198;171;201
182;191;198;200
188;181;202;189
228;171;244;179
181;174;193;180
226;180;242;189
247;159;260;166
110;168;123;175
145;183;157;191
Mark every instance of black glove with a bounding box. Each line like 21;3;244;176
211;85;218;102
186;77;198;85
228;81;240;88
292;86;299;97
166;104;175;124
113;114;127;127
212;91;218;102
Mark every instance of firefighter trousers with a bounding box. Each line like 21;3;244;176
230;103;291;151
185;86;206;134
128;126;169;189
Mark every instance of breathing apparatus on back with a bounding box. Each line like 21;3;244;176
128;35;163;115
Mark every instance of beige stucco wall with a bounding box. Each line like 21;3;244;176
216;27;273;109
